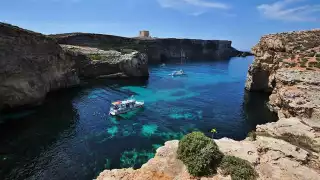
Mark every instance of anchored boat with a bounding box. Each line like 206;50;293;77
109;96;144;116
169;69;186;76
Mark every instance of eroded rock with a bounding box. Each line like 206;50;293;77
62;45;149;78
0;23;80;110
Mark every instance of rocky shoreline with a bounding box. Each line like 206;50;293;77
0;22;248;111
0;23;148;111
97;30;320;179
50;33;250;64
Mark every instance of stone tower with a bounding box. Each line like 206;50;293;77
139;30;150;38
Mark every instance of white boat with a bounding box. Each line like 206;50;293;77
160;63;166;67
109;97;144;116
169;69;186;76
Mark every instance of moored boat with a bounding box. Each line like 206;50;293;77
169;69;186;76
109;97;144;116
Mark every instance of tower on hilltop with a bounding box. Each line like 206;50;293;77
139;30;150;38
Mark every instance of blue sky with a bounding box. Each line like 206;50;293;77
1;0;319;50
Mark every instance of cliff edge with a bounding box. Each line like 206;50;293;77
50;33;248;64
0;23;79;110
0;23;149;111
245;29;320;120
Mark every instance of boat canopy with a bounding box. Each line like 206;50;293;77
112;101;121;105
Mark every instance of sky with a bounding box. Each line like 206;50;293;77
1;0;319;50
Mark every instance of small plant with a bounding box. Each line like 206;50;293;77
316;53;320;58
289;62;297;67
247;131;257;141
309;62;317;67
220;155;258;180
307;51;316;57
316;57;320;62
89;54;103;60
177;132;224;177
211;128;217;139
301;58;308;62
300;58;308;67
290;54;296;60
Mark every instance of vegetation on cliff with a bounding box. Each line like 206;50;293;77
177;132;223;176
220;155;257;180
50;32;246;63
177;132;257;180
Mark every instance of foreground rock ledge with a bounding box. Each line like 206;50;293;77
97;129;320;180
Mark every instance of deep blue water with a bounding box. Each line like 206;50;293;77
0;57;277;180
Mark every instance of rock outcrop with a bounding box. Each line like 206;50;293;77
97;140;232;180
0;23;80;110
50;33;247;64
245;30;320;119
0;23;149;111
97;134;320;180
62;45;149;78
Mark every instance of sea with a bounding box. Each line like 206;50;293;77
0;57;278;180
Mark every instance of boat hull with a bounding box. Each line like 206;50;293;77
109;104;144;116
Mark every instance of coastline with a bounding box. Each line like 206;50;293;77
97;29;320;180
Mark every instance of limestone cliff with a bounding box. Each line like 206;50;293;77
62;45;149;78
0;23;149;111
245;29;320;119
0;23;80;110
50;33;246;64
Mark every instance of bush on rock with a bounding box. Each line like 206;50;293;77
177;131;223;177
220;155;258;180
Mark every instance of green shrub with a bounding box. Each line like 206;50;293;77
289;62;297;67
316;53;320;58
309;62;317;67
220;156;258;180
290;54;296;60
89;54;103;60
177;132;224;177
316;57;320;62
307;51;316;57
301;58;308;62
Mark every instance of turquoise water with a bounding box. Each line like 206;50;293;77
0;57;277;180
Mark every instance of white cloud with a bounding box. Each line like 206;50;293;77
157;0;230;16
257;0;320;21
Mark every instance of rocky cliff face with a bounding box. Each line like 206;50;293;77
0;23;80;110
245;29;320;119
50;33;245;64
62;45;149;78
0;23;149;111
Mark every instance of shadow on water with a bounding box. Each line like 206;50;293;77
81;77;150;89
0;87;80;180
0;57;277;180
242;91;278;132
